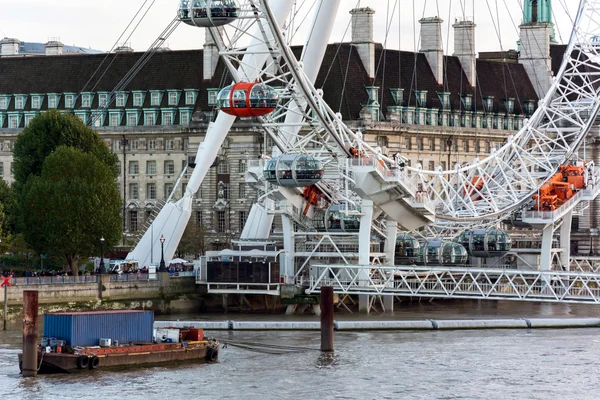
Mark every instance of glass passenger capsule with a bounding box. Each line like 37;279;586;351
313;204;361;233
394;233;420;265
456;229;512;258
417;239;468;266
179;0;239;28
263;155;323;187
217;82;278;118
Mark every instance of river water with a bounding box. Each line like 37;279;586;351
2;300;600;400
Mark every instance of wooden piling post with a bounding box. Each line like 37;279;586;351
22;290;38;377
320;286;334;352
3;283;7;331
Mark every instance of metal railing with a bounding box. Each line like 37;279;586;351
10;275;99;286
109;273;150;282
304;264;600;304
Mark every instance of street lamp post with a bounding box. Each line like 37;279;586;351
99;237;105;274
159;235;166;272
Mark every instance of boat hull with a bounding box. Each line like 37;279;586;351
18;342;219;374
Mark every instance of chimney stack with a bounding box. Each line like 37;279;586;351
1;37;20;56
204;28;223;80
453;18;477;86
419;17;444;85
45;38;64;56
115;44;134;53
350;7;375;79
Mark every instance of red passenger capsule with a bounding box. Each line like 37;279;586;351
216;82;278;118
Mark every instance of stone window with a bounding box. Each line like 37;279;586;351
129;161;139;175
164;160;175;175
147;183;157;200
239;159;247;173
129;211;138;231
217;162;229;174
239;211;247;230
217;211;226;232
164;183;174;199
129;183;139;200
146;160;157;176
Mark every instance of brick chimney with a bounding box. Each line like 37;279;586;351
419;17;444;85
45;38;64;56
350;7;375;79
1;37;20;56
453;18;476;86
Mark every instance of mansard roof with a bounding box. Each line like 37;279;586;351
0;50;206;110
0;42;542;120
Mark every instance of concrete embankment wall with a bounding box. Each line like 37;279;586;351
155;318;600;331
0;274;202;319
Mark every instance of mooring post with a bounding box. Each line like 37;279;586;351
22;290;39;377
3;283;7;331
320;286;334;352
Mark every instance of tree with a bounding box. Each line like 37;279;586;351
13;110;118;196
177;223;207;259
21;146;122;274
0;179;17;236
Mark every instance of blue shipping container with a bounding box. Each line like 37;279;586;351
44;310;154;346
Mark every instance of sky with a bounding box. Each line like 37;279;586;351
0;0;580;54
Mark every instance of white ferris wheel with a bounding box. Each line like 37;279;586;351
129;0;600;275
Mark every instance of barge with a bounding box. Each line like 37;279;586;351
18;310;219;374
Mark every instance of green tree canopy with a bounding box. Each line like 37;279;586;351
21;146;122;273
177;223;207;258
13;110;118;193
0;179;17;236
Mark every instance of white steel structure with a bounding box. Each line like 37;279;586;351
130;0;600;309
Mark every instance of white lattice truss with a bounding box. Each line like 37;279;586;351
213;0;600;224
306;264;600;304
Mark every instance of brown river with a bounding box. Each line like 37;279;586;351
1;300;600;400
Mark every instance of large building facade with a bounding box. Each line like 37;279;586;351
1;2;592;255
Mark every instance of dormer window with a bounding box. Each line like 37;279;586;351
150;91;164;106
366;86;379;102
98;92;109;108
133;92;145;107
47;94;59;109
415;90;428;107
437;92;451;109
185;90;199;105
505;98;515;114
524;100;536;115
81;93;93;108
0;96;9;110
64;94;75;109
390;88;404;106
484;96;494;112
15;95;27;110
116;92;128;107
167;90;181;106
207;89;219;106
461;94;473;110
31;95;42;110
